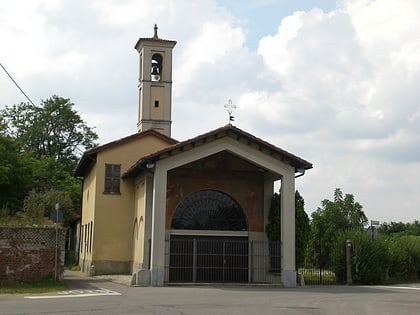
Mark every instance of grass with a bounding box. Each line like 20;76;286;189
298;267;338;284
0;277;67;294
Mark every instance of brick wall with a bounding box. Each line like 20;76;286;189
0;227;66;285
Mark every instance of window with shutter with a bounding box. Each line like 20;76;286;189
104;163;121;193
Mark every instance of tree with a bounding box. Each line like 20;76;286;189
0;135;81;217
30;155;83;206
309;188;368;268
1;95;98;171
295;191;310;268
379;221;420;237
407;221;420;236
311;188;367;238
0;96;95;219
0;127;33;213
265;189;311;269
23;189;75;226
266;192;281;242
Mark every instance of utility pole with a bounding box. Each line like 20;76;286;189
51;203;63;281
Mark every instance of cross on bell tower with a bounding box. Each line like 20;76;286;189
134;25;177;137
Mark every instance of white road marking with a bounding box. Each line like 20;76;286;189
374;285;420;291
25;288;121;299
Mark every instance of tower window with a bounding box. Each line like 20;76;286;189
154;100;159;108
151;53;163;82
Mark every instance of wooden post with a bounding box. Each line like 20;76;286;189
346;240;352;285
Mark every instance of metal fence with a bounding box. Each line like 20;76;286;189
298;239;342;285
164;237;282;284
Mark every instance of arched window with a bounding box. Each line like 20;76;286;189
151;53;162;81
133;219;138;241
171;190;247;231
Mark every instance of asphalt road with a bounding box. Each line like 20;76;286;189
0;271;419;315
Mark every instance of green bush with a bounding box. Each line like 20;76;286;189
387;235;420;281
332;229;390;284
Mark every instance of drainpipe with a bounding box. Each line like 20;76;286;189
294;168;306;179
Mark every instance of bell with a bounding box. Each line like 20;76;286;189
151;65;159;75
151;65;160;81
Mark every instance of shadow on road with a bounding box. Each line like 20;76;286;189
64;270;107;290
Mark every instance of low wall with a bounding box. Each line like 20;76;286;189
0;227;66;285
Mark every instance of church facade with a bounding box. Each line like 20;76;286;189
75;26;312;287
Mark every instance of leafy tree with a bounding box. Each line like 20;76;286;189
30;155;82;204
266;189;311;269
309;188;368;268
266;191;281;272
1;95;98;171
295;191;310;268
379;221;420;237
0;96;93;220
266;192;281;242
407;221;420;236
0;130;33;213
23;189;75;226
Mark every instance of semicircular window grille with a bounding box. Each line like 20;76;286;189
171;190;248;231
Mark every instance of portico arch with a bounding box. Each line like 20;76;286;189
169;190;249;283
171;190;248;232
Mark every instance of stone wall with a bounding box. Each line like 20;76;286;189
0;227;66;285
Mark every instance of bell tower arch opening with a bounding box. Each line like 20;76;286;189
134;25;177;137
151;53;162;82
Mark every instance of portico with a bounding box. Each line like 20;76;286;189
123;125;312;287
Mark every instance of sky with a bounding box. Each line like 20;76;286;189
1;0;419;223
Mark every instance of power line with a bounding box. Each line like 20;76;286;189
0;62;36;106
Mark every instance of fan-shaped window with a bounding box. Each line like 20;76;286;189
171;190;247;231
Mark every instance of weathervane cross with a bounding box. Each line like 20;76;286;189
224;99;236;124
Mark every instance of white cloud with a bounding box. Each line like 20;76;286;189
237;1;420;221
1;0;419;222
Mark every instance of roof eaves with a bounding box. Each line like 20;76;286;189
74;150;97;177
122;125;313;178
75;129;177;177
226;126;313;170
134;37;177;50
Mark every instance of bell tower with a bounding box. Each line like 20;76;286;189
134;25;177;137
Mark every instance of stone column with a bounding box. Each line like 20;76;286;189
281;172;296;287
143;175;154;269
150;165;167;286
136;175;154;286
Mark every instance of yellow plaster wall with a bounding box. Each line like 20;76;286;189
132;180;145;265
90;134;172;263
80;168;96;260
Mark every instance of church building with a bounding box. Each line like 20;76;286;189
75;26;312;288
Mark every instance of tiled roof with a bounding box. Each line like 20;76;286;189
134;37;177;50
122;124;313;178
74;129;178;177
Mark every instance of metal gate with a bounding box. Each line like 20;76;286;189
166;236;282;284
168;236;248;282
299;239;341;285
